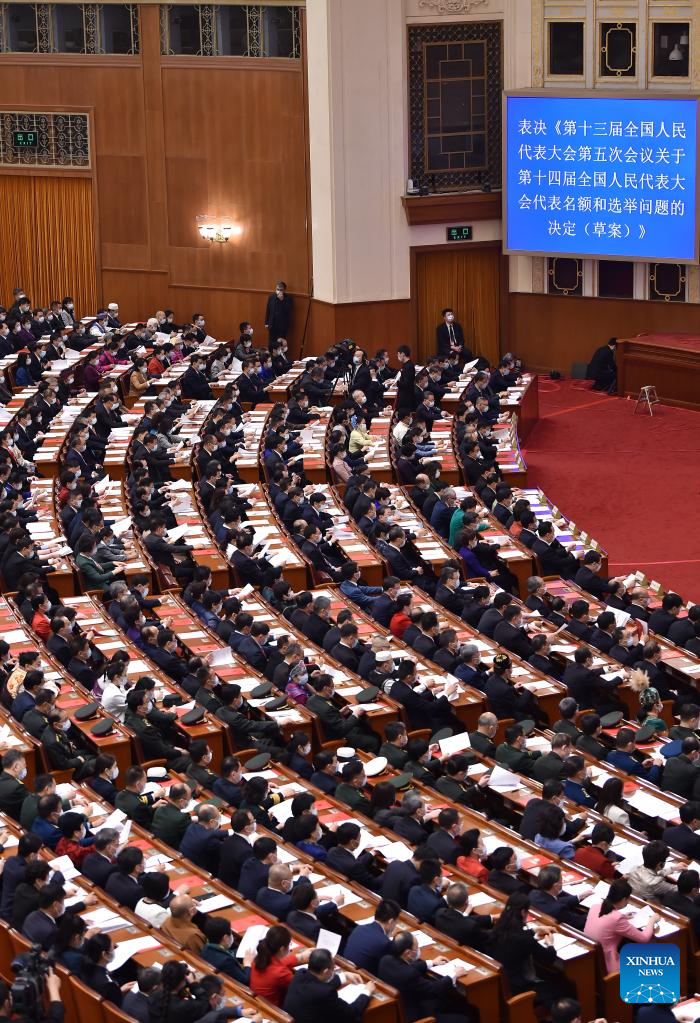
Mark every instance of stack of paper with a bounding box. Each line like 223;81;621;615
338;984;370;1004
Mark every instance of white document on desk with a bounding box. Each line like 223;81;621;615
468;891;494;908
430;959;463;979
317;885;363;906
488;765;522;791
197;893;234;913
338;984;370;1004
268;798;295;826
626;790;678;820
208;647;236;667
108;936;162;973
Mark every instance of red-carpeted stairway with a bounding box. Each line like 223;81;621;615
522;378;700;601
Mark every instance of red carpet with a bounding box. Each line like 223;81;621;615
522;378;700;602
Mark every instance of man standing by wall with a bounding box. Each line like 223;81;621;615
265;281;293;350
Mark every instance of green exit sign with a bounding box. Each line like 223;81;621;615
13;130;38;148
446;225;473;241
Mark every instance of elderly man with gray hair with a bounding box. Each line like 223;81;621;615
529;864;587;929
453;641;488;689
434;881;494;951
389;791;442;846
552;697;581;741
525;575;549;614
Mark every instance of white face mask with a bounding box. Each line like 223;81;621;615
18;767;27;780
60;719;71;732
110;766;119;780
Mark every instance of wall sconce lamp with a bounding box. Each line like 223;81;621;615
196;216;242;244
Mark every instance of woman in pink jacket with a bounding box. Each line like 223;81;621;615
584;878;660;972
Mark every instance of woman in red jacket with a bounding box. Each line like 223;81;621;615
250;925;312;1007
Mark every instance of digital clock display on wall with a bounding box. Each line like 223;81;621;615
13;130;38;148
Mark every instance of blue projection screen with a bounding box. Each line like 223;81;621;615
504;93;699;262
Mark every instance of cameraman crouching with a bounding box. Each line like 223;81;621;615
0;968;62;1023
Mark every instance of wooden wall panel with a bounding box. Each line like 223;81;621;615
96;156;149;246
0;5;311;341
508;293;700;375
307;299;412;358
160;65;309;296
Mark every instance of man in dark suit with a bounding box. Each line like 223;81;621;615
586;336;617;392
371;577;401;627
378;931;465;1022
22;883;66;950
0;834;42;923
238;837;277;899
649;592;684;637
661;868;700;940
286;884;329;942
326;822;383;893
105;848;146;910
435;567;468;616
518;512;539;550
425;808;461;865
143;517;195;585
520;784;561;841
566;599;595;642
81;829;119;889
668;605;700;646
330;624;362;671
532;521;579;579
493;604;534;660
140;628;188;684
390;661;463;734
237;358;268;407
434;883;493;951
477;592;513;638
302;596;333;646
381;853;424;910
3;535;57;593
529;865;585;929
574;551;623;601
283;949;372;1023
217;811;258;889
395;345;417;411
265;282;293;347
562;646;626;715
256;863;318;921
237;624;271;673
301;524;345;582
663;802;700;859
436;308;473;361
410;612;439;659
181;354;214;399
344;901;400;973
